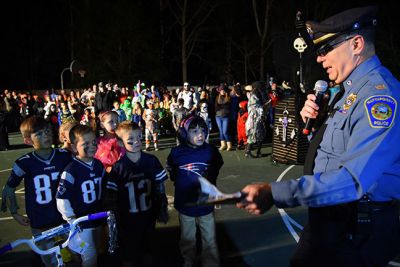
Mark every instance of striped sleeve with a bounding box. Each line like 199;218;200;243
106;181;118;191
7;163;25;188
155;169;167;182
153;157;168;183
105;166;119;192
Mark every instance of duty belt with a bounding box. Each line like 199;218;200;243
369;200;399;209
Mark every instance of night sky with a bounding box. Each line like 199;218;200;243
1;0;399;91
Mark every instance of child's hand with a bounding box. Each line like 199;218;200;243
12;213;30;226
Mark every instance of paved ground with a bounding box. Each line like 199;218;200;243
0;132;398;267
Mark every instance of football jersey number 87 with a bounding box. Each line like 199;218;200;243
81;178;102;204
34;172;59;204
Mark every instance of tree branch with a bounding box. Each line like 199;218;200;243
185;2;216;45
167;0;183;25
261;0;273;42
187;0;212;27
252;0;262;37
186;31;199;59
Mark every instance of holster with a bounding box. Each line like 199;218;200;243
350;195;399;247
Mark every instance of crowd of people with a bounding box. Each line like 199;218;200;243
0;78;292;267
0;79;293;156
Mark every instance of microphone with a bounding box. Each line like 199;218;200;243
302;80;328;135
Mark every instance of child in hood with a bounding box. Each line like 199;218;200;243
237;100;248;150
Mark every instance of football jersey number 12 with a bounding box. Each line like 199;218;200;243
125;179;151;213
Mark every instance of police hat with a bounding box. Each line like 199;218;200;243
306;6;378;46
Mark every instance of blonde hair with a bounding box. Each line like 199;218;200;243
132;102;143;115
216;93;230;104
98;110;118;122
115;121;141;138
20;116;49;138
69;125;94;144
59;120;78;143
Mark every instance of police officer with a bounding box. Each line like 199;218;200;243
237;6;400;267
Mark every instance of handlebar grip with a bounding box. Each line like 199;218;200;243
88;211;108;221
0;243;12;255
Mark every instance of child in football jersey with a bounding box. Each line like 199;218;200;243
56;125;105;267
1;116;72;267
106;121;168;267
166;115;224;267
94;110;125;172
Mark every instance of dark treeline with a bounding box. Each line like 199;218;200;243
1;0;399;91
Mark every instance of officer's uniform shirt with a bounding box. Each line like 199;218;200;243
7;149;72;228
167;143;224;216
56;157;105;228
272;55;400;207
106;152;167;226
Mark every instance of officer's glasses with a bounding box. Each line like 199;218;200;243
316;36;355;57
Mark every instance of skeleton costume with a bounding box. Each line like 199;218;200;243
143;100;159;151
197;102;212;143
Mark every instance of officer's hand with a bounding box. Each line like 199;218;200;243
300;94;319;123
236;183;274;215
12;213;30;226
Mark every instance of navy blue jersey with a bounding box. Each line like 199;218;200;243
106;152;167;226
7;149;72;228
167;143;223;217
56;157;105;228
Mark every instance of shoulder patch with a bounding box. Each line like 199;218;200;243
364;95;397;128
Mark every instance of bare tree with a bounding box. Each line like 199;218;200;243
167;0;216;82
233;39;256;85
251;0;274;80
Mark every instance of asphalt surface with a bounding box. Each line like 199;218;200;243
1;133;398;267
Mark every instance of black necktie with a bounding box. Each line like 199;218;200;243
303;84;345;175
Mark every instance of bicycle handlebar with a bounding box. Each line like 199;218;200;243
88;211;108;221
0;244;12;255
0;211;110;256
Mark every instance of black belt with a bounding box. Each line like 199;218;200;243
369;200;399;209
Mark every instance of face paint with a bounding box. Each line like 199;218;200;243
75;132;97;162
120;130;142;153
